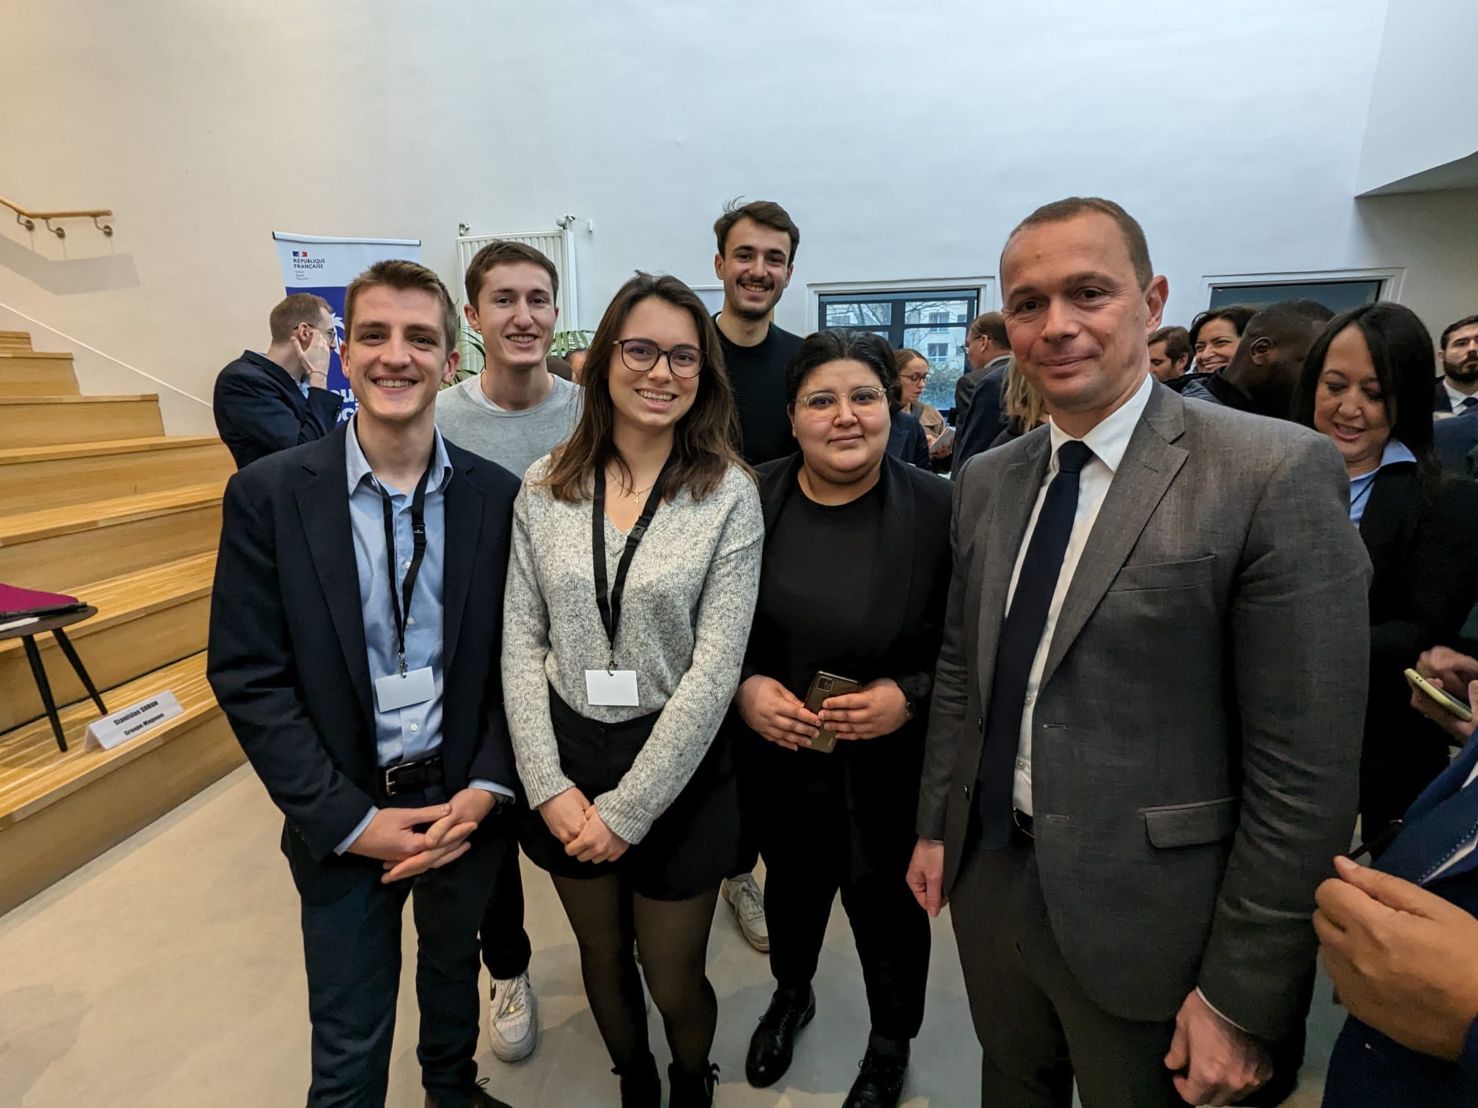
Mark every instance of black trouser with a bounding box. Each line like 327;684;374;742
479;845;531;980
758;781;929;1045
948;831;1180;1108
296;792;509;1108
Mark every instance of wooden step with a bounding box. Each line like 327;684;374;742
0;553;215;733
0;351;78;396
0;331;31;352
0;436;233;513
0;394;163;448
0;652;242;915
0;483;223;593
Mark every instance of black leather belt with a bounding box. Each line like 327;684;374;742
384;754;443;797
1012;809;1035;839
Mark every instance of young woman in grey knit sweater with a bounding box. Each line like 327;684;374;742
502;273;762;1108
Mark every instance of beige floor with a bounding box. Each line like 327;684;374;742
0;767;1338;1107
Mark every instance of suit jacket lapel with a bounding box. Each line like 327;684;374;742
295;432;374;726
974;432;1051;703
442;457;484;671
1039;389;1188;690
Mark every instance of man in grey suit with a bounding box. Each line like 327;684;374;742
906;197;1371;1107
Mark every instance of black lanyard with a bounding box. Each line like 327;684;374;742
592;455;676;669
376;443;437;676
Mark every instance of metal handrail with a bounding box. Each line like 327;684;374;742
0;194;113;238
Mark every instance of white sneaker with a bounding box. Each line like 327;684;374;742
721;873;770;953
488;972;538;1063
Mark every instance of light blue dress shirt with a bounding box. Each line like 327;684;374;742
336;417;509;854
1348;438;1418;526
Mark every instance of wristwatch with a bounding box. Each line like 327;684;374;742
901;693;916;722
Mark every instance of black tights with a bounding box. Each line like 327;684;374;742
551;874;719;1078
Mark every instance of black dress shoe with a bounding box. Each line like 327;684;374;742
842;1046;908;1108
745;986;816;1088
424;1078;513;1107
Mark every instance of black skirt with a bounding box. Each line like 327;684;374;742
520;688;740;901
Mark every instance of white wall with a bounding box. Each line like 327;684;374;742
1357;0;1478;193
4;0;1474;429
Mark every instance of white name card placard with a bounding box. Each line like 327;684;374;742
86;691;184;750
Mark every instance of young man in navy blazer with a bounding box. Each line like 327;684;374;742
208;259;520;1108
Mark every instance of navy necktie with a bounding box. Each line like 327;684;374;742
1462;397;1477;412
976;439;1094;848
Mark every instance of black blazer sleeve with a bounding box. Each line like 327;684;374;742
214;364;342;467
1364;470;1478;668
206;470;375;857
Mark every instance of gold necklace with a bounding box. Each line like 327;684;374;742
606;464;655;500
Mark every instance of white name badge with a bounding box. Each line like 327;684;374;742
374;666;436;712
585;668;639;707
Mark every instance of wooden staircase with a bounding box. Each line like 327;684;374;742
0;330;241;915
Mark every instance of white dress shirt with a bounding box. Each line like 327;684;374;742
1443;379;1478;414
1008;372;1154;815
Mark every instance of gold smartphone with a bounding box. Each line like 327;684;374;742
803;671;861;753
1405;667;1474;722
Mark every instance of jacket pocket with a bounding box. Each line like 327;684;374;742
1141;795;1240;848
1110;554;1215;593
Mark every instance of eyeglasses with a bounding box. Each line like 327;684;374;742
795;386;887;414
901;372;929;383
616;338;704;378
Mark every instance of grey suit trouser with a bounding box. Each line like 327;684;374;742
950;832;1182;1108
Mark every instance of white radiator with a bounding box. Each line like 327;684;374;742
455;226;580;328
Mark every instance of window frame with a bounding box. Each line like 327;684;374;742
1197;267;1405;311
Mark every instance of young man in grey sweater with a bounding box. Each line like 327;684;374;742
436;241;581;481
433;240;580;1064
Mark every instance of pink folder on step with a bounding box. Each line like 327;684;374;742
0;582;86;620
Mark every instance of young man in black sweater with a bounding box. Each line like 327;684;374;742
710;198;804;953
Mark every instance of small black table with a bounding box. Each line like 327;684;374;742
2;606;106;752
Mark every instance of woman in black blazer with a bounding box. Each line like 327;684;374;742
1296;302;1478;840
731;330;952;1108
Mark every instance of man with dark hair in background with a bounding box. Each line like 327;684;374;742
1435;314;1478;414
1147;325;1191;381
435;238;581;1067
1174;299;1335;420
710;197;805;954
712;198;804;467
213;293;344;469
953;311;1011;428
1432;315;1478;470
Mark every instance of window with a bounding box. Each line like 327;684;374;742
818;287;979;411
1208;279;1385;313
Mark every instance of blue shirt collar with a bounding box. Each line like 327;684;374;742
345;415;454;497
1351;438;1417;482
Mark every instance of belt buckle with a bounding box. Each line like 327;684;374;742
384;763;405;797
1012;809;1035;839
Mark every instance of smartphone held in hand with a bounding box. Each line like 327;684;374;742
803;670;861;753
1404;667;1474;722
